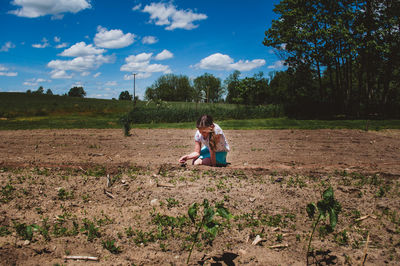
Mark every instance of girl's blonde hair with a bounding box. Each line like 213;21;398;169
196;114;213;128
196;115;216;150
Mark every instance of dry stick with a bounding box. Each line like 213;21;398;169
103;189;115;199
63;255;99;261
361;232;370;266
269;243;289;249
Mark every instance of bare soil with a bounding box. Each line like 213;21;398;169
0;129;399;265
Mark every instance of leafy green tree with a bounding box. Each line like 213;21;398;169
46;89;53;95
224;70;241;104
68;86;86;98
33;86;44;95
145;74;194;102
194;73;224;103
119;90;132;101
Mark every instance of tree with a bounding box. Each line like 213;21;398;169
224;70;241;104
119;91;133;101
144;74;194;102
263;0;400;118
33;86;44;95
193;73;224;103
68;86;86;98
46;89;53;95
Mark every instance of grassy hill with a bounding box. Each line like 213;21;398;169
0;92;133;118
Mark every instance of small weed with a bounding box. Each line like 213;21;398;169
102;239;122;254
0;226;11;236
57;188;74;200
334;230;349;246
1;183;16;203
166;197;180;208
13;222;36;241
306;186;341;264
186;199;232;264
81;218;101;241
125;226;134;237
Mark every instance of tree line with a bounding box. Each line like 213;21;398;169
263;0;400;118
26;86;87;98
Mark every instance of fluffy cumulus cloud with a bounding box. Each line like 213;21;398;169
0;65;18;76
195;53;265;71
59;42;105;57
142;36;158;44
140;2;207;30
9;0;91;18
48;54;114;79
120;52;172;79
267;60;285;69
155;49;173;60
0;42;16;52
94;26;135;49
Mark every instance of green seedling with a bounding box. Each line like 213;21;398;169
102;239;122;254
186;199;232;264
306;186;341;265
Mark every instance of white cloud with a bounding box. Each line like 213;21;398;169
9;0;91;18
267;60;285;69
0;65;18;76
32;38;49;48
93;72;101;78
120;52;171;79
142;36;158;44
50;70;72;79
105;81;117;86
94;26;135;49
81;71;90;76
132;4;141;11
140;3;207;30
155;49;173;60
54;36;61;42
23;78;50;86
195;53;265;71
48;54;114;79
0;42;16;52
60;42;106;57
55;43;68;49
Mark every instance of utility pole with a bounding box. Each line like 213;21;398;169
132;73;137;106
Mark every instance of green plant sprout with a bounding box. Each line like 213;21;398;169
306;186;341;265
186;199;232;264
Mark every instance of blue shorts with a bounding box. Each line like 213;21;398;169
199;146;228;165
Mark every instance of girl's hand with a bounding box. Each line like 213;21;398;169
179;155;187;163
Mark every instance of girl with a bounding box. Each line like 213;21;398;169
179;115;230;166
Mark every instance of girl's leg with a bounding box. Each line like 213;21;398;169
193;157;211;165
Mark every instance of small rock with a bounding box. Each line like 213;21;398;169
23;240;30;246
150;199;159;206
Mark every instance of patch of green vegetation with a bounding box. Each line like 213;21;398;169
1;183;16;203
102;239;122;254
57;188;74;200
81;218;101;241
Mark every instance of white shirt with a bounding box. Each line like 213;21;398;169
194;123;230;152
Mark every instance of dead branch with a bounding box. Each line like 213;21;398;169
103;189;115;199
63;255;99;261
268;243;289;249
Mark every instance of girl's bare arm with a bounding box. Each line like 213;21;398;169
179;141;201;163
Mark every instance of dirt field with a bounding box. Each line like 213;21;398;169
0;128;399;265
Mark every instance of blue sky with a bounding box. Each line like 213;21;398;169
0;0;284;99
